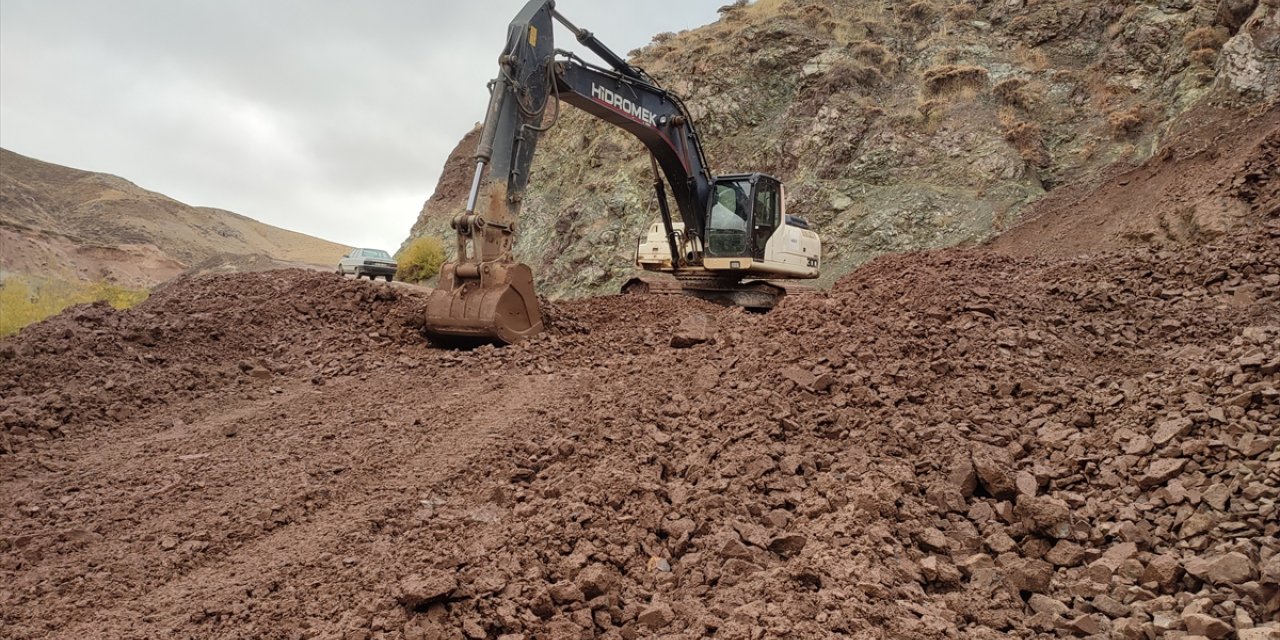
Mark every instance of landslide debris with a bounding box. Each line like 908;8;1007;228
993;103;1280;258
375;218;1278;639
6;216;1274;638
0;270;423;451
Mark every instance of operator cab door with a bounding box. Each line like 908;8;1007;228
706;174;781;261
751;177;781;262
705;178;752;259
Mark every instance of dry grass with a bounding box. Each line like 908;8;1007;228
852;42;898;73
1108;104;1148;138
0;276;148;337
745;0;789;15
1080;61;1134;110
914;97;959;134
917;98;944;119
937;47;967;64
922;64;989;97
824;15;886;45
905;1;938;23
994;77;1042;110
1000;110;1049;166
1105;4;1143;39
1184;27;1228;51
948;3;977;21
811;59;883;104
1189;48;1219;67
795;3;832;28
1014;45;1049;71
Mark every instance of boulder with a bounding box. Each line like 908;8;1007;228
1138;458;1187;489
973;446;1017;499
1141;554;1183;590
637;603;674;630
397;570;458;609
1152;418;1194;445
1004;557;1054;594
1185;551;1256;585
575;564;618;599
767;534;808;558
1182;613;1232;639
670;313;717;348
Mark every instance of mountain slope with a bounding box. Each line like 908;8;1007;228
0;148;349;286
992;102;1279;257
404;0;1279;298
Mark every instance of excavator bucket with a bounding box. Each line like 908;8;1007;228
423;260;543;346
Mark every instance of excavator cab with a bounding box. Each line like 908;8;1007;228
699;174;819;279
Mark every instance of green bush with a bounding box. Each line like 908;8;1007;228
0;276;148;337
396;236;447;284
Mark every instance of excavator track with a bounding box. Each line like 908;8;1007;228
621;274;815;310
620;276;684;296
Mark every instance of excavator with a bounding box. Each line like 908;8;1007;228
423;0;821;345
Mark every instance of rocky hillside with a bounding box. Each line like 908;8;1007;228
1;149;350;287
405;0;1279;298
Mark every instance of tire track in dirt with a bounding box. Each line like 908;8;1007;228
5;370;575;639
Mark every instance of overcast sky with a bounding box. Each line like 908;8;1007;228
0;0;723;252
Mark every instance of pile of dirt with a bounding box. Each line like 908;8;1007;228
2;215;1275;638
364;218;1279;639
0;270;422;452
992;103;1279;258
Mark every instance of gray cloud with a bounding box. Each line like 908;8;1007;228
0;0;724;251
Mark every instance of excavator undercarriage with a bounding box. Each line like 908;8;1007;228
622;274;817;311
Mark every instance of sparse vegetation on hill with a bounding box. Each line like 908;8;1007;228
0;148;349;289
0;276;147;336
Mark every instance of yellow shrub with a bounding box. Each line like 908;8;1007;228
396;236;447;284
0;276;148;337
86;281;150;309
1189;48;1218;67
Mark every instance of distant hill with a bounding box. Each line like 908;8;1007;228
0;148;349;287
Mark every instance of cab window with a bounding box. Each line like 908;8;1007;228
706;179;751;257
752;180;780;259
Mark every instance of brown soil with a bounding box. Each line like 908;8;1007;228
2;204;1278;638
0;226;185;289
991;103;1280;257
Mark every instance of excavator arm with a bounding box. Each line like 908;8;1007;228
425;0;714;344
